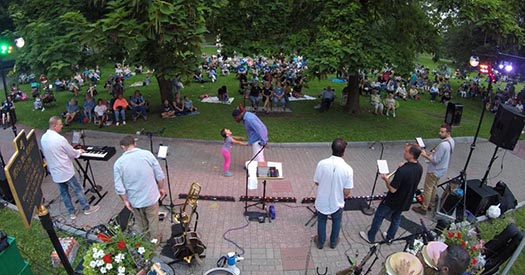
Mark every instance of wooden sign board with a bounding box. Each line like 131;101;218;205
4;129;46;229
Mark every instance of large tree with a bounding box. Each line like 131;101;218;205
210;0;439;114
86;0;210;102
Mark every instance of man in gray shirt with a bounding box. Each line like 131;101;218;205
114;135;166;240
413;123;454;215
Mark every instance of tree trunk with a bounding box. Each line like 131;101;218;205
156;76;174;103
344;73;360;114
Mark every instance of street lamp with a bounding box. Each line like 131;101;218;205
1;37;25;100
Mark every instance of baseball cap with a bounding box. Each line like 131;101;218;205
232;109;242;117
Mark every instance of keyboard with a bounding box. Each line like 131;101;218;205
79;146;116;161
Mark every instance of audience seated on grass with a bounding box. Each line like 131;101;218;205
161;99;175;119
1;96;15;129
113;93;129;126
64;98;80;126
370;90;384;115
261;81;273;113
273;81;286;111
248;82;261;111
173;93;185;116
33;94;44;111
94;99;108;128
183;96;198;113
83;94;95;123
130;90;148;121
217;85;229;102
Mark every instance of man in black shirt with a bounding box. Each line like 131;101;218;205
360;143;423;243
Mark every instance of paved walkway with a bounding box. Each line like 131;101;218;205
1;124;524;275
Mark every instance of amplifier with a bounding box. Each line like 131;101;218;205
465;180;499;217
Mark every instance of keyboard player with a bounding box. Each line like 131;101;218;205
40;116;100;220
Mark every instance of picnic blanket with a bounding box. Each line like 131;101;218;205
288;95;317;101
129;81;143;87
201;96;235;104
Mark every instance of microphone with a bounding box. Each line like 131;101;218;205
420;218;434;245
368;141;377;150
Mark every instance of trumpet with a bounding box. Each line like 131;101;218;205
385;169;397;179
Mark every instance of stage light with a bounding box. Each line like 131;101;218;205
479;64;491;74
498;64;504;70
504;64;513;72
469;56;480;67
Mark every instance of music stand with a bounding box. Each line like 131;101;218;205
142;127;166;153
362;141;384;215
158;145;175;222
244;159;282;222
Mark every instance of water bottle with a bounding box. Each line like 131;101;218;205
269;205;276;219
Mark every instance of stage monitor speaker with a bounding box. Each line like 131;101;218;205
444;102;463;126
466;179;499;217
489;103;525;150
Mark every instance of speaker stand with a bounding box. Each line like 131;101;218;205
480;145;500;186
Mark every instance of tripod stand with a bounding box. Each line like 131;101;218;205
158;145;175;223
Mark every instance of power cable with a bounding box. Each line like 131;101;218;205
222;216;250;256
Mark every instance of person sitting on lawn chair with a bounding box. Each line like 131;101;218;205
65;98;79;126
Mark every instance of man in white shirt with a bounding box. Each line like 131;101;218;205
40;116;100;220
313;138;353;249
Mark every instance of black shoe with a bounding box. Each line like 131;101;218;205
313;235;323;249
330;238;340;249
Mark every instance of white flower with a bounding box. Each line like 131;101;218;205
105;263;113;270
100;267;107;274
151;238;158;244
89;261;97;268
118;266;126;274
96;260;104;267
137;246;146;255
92;247;99;254
114;253;125;263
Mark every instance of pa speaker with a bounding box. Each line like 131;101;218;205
489;104;525;150
466;179;499;217
444;102;463;126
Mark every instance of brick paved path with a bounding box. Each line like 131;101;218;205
1;124;523;274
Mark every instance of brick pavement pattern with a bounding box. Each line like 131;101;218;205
1;125;524;274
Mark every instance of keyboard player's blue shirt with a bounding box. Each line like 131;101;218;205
113;147;165;208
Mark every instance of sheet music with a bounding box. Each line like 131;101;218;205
246;161;258;190
72;131;81;145
416;137;425;149
157;146;168;159
377;160;389;174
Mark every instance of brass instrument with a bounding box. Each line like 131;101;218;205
386;169;397;179
174;182;201;227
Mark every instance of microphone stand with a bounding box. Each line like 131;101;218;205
243;143;266;218
158;145;175;223
362;141;383;216
143;127;165;153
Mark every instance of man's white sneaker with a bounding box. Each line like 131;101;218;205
84;205;100;215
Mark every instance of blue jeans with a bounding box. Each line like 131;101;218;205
317;208;343;247
56;176;90;214
367;202;402;242
114;109;126;122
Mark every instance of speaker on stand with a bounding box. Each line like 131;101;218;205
489;104;525;151
445;102;463;126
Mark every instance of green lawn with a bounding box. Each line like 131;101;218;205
11;54;521;143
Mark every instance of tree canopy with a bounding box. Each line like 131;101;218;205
3;0;525;110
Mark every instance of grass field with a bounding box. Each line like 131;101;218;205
9;52;523;143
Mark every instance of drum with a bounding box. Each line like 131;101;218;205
379;252;424;275
416;241;448;275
